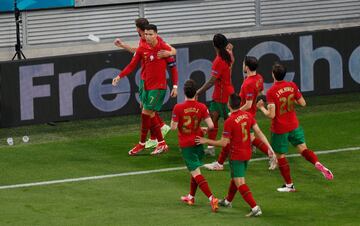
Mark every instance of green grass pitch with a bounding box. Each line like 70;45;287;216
0;93;359;226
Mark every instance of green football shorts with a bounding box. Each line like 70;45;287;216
209;101;230;119
229;160;248;178
181;145;205;171
271;127;306;154
142;89;166;111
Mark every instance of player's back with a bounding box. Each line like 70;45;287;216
225;110;255;161
266;80;301;134
173;100;209;148
212;56;234;103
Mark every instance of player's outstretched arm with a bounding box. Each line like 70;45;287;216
114;38;137;53
112;50;141;86
252;123;275;157
240;100;253;111
196;76;217;97
195;136;229;147
157;44;176;58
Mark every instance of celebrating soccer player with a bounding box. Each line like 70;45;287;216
196;93;274;217
196;33;235;157
257;62;334;192
205;56;277;171
170;79;219;212
114;18;178;149
112;24;178;156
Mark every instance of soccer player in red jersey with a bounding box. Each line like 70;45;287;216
204;56;277;171
196;33;235;157
171;79;219;212
196;93;274;217
257;63;334;192
112;24;178;156
114;18;177;149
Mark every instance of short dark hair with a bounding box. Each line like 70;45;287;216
144;24;157;33
135;18;149;31
229;93;241;109
244;56;258;71
184;79;197;98
272;62;287;81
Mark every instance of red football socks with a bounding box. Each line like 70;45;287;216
238;184;257;208
252;137;269;156
208;120;218;140
278;157;292;184
140;113;151;143
155;112;165;128
189;176;198;196
301;149;319;165
225;179;237;202
150;115;164;142
194;175;212;198
217;144;230;165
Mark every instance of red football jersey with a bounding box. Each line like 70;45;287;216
137;37;178;86
266;81;303;134
222;110;256;161
239;74;264;117
211;56;234;103
172;100;210;148
119;38;171;90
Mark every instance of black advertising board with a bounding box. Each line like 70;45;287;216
0;27;359;127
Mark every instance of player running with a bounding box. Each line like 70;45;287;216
114;18;177;149
257;62;334;192
171;79;219;212
196;33;235;157
112;24;178;156
204;56;277;171
196;93;274;217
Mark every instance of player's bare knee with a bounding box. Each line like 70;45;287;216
297;143;307;153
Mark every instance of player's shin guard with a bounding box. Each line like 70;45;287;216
218;144;230;165
278;157;292;184
194;175;212;198
140;113;152;143
226;179;237;202
208;120;218;140
238;184;257;208
301;149;319;165
190;176;198;196
150;115;164;142
252;138;269;156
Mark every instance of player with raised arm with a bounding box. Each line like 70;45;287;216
171;79;219;212
196;93;273;217
114;18;177;149
204;56;277;171
196;33;235;157
257;63;334;192
112;24;178;156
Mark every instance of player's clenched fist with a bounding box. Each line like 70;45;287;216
114;38;124;48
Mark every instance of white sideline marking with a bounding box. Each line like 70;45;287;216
0;146;359;190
